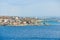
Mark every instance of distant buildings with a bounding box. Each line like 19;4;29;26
0;16;43;26
0;16;59;26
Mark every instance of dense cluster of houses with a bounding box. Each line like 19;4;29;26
0;16;43;26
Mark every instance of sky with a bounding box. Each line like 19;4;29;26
0;0;60;17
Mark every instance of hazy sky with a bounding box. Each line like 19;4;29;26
0;0;60;17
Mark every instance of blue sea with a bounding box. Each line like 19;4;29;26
0;25;60;40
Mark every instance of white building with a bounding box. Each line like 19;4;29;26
4;19;9;23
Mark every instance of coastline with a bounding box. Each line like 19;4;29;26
0;16;60;26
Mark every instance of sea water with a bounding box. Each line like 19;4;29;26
0;25;60;40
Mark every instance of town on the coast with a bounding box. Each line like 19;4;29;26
0;16;60;26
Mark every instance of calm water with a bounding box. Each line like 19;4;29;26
43;21;60;25
0;25;60;40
